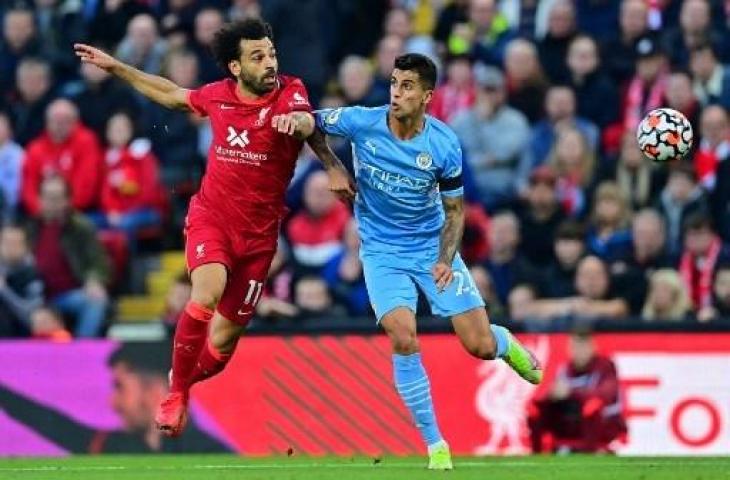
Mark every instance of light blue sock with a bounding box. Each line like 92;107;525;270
392;353;442;447
490;324;510;358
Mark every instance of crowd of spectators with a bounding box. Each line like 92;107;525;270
2;0;730;339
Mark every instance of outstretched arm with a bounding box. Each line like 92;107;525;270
433;194;464;291
307;128;357;202
74;43;190;111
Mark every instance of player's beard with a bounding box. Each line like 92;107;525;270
239;68;276;96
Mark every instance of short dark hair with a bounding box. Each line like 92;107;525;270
690;39;719;58
683;212;714;233
445;52;473;65
570;322;594;341
556;220;586;241
669;162;697;182
108;342;172;378
393;53;437;90
210;18;274;76
669;68;692;79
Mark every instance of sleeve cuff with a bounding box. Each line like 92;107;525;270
440;187;464;198
186;90;207;116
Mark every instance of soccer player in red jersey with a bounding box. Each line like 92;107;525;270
74;19;354;436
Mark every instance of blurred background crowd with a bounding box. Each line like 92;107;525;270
2;0;730;340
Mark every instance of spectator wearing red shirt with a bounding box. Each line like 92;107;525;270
695;105;730;191
94;111;162;249
428;54;476;123
461;203;491;264
528;327;626;453
21;99;104;216
679;213;730;310
27;176;110;337
286;170;350;274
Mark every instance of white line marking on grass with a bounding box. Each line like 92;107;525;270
0;466;127;472
0;460;726;473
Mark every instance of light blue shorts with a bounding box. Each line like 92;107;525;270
361;251;485;321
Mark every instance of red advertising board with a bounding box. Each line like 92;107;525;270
193;333;730;456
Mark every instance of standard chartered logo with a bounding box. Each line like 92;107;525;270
360;163;432;194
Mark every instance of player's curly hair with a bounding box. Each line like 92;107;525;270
210;18;274;76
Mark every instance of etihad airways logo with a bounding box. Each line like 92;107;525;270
359;162;433;194
226;126;250;148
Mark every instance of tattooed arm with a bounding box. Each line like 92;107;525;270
307;128;357;201
433;194;465;290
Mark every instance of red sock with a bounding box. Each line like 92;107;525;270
170;302;213;393
188;340;234;387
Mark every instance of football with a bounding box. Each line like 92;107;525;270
636;108;693;163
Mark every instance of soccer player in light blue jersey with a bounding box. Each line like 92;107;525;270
307;54;542;469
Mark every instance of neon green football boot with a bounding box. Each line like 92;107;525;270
503;332;543;385
427;440;453;470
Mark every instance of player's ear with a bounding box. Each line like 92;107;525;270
228;60;241;77
422;88;434;107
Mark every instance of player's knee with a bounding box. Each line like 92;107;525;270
390;330;419;354
464;333;497;360
190;290;222;311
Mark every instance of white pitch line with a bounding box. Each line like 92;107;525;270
0;466;127;472
0;460;724;473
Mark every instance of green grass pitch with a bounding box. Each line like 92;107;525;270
1;455;729;480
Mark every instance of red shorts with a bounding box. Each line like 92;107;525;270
184;202;277;325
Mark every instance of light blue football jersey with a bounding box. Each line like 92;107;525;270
314;105;464;256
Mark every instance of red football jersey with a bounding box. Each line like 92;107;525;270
186;75;311;234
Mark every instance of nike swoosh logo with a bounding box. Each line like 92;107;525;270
221;105;235;110
237;309;253;316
